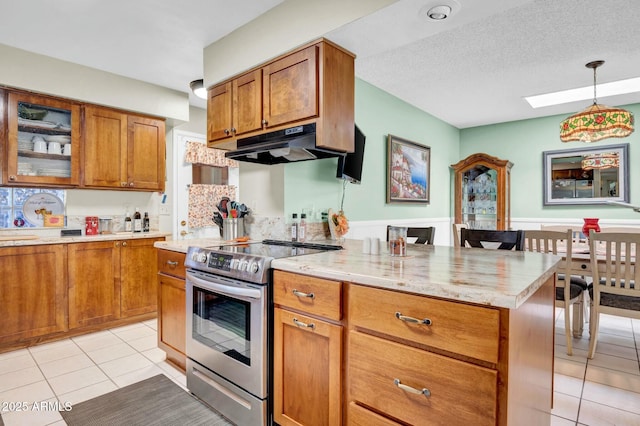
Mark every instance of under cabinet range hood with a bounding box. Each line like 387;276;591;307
224;123;346;165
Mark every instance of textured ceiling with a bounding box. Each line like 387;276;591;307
1;0;639;129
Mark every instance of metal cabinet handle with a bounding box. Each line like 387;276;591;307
231;127;236;133
9;175;16;181
224;129;230;135
292;318;315;329
394;378;431;397
129;182;134;187
166;260;179;267
261;119;268;126
395;312;432;326
121;182;127;187
122;241;127;247
292;289;315;299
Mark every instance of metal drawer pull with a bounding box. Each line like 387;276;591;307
394;378;431;397
292;289;315;299
166;260;179;267
395;312;432;326
292;318;315;330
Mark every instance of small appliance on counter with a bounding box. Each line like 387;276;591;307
85;216;99;235
99;218;113;234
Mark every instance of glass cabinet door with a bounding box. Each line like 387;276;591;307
5;91;80;186
462;166;498;230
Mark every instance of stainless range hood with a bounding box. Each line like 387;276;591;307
225;123;346;165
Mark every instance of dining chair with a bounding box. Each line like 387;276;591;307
386;226;435;245
460;228;525;251
598;227;640;234
524;230;587;355
452;223;467;248
587;232;640;359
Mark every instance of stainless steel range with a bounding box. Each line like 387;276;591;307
185;239;341;426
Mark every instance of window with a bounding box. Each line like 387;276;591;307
0;188;66;228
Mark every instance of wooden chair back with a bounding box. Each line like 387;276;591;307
386;226;435;245
452;223;467;247
460;229;525;251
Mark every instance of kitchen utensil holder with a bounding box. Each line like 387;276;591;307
222;218;245;241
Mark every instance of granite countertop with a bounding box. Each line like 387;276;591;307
0;231;170;247
154;237;225;253
271;239;561;310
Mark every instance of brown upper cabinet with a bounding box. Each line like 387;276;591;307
4;90;81;187
83;105;165;191
0;87;165;191
208;39;355;154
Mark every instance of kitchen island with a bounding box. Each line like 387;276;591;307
271;239;560;426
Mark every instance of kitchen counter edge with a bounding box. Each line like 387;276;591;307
0;231;170;247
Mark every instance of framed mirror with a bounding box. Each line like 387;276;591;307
543;143;629;206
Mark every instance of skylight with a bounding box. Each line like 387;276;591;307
525;77;640;108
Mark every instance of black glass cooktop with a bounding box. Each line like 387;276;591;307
205;239;342;259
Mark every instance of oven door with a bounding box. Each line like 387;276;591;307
186;269;267;399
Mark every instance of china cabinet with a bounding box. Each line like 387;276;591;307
451;153;513;231
4;90;80;187
208;38;355;154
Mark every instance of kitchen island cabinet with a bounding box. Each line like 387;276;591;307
271;240;559;426
156;249;187;370
273;270;343;426
0;244;67;345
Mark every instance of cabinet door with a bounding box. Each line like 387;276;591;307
273;308;342;426
233;69;263;137
208;81;233;142
120;238;161;317
5;91;80;186
157;273;186;369
263;45;318;128
127;115;165;191
83;105;128;188
68;241;120;328
0;245;67;344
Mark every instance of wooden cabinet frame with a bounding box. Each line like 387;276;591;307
451;152;513;230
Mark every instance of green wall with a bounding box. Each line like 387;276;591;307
284;78;460;220
460;104;640;220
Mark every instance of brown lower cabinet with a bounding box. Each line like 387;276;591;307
156;249;186;370
272;270;555;426
273;270;343;426
0;237;163;353
68;238;162;328
0;244;67;345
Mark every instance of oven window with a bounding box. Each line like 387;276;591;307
192;287;251;366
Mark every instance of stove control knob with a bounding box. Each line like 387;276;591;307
196;252;207;263
240;260;249;271
230;259;239;270
249;262;260;274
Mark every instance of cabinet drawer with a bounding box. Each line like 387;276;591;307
157;249;186;279
348;331;497;426
348;402;401;426
273;270;341;321
349;284;500;364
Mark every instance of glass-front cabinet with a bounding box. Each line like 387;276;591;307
451;153;513;230
4;91;80;186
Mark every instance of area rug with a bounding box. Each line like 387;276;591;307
60;374;224;426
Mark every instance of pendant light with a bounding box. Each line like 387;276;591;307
560;61;634;143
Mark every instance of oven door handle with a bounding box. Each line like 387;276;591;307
187;273;262;300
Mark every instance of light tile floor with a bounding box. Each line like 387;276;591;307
0;312;639;425
0;319;229;426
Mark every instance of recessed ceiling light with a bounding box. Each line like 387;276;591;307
426;5;451;20
525;77;640;108
419;1;460;21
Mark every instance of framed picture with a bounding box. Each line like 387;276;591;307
387;135;430;203
542;143;629;206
